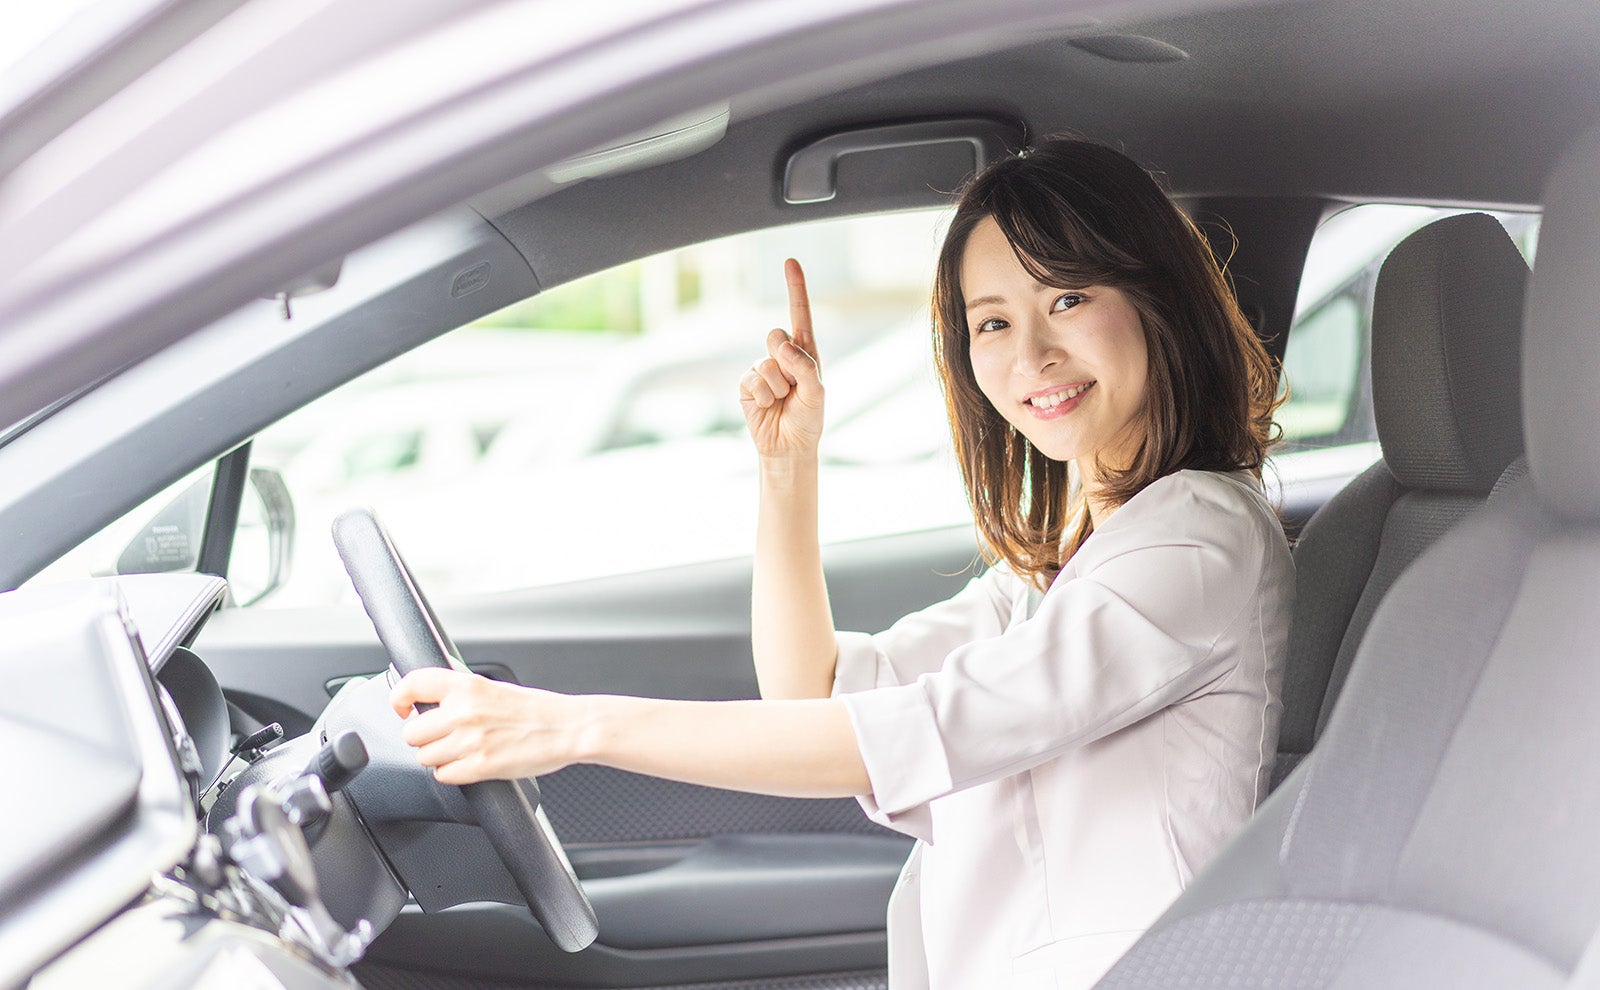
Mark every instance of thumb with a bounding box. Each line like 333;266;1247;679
777;337;823;398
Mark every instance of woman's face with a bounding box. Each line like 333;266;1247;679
962;216;1149;474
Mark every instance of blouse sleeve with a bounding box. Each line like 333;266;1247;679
831;564;1020;696
839;489;1272;842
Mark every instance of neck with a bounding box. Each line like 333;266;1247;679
1084;489;1116;529
1078;463;1114;528
1077;429;1142;527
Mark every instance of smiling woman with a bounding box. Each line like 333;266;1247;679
933;138;1284;584
6;1;1600;989
392;136;1296;990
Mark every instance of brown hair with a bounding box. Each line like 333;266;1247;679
932;137;1282;588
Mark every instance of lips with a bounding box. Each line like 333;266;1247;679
1025;381;1095;409
1020;380;1095;421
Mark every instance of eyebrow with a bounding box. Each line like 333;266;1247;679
965;280;1064;312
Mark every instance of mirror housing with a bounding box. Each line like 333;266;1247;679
230;467;295;607
114;464;295;606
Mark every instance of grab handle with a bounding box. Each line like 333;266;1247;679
782;118;1024;204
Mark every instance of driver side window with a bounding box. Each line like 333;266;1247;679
247;210;967;608
239;205;1538;608
25;205;1540;610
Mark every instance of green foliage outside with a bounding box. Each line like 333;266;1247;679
470;261;645;334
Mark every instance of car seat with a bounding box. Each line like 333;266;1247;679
1098;123;1600;988
1271;211;1530;790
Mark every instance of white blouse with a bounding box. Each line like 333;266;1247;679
832;469;1294;989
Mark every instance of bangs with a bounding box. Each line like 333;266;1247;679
982;178;1149;295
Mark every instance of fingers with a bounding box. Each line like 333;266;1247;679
390;667;468;718
431;759;489;787
763;328;800;384
741;259;822;424
784;258;819;370
417;736;495;786
738;368;771;410
412;725;472;766
777;335;821;393
740;340;796;409
400;705;454;747
391;671;518;782
392;669;486;771
739;367;781;409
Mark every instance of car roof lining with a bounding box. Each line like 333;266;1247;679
483;0;1586;302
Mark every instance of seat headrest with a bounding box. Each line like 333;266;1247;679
1371;212;1529;494
1524;124;1600;521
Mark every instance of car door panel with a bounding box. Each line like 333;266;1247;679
583;833;909;950
374;826;908;933
357;903;894;989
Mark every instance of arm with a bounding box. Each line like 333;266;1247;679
742;259;837;700
390;668;870;798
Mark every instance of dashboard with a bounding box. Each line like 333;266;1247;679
0;573;362;990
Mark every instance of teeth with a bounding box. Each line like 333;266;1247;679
1029;382;1094;407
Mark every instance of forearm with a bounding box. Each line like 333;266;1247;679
751;456;839;699
575;694;870;799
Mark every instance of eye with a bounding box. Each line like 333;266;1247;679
973;316;1009;335
1051;292;1086;313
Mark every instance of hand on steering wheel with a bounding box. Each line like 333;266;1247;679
388;667;582;784
331;507;598;952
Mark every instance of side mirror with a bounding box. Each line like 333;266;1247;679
230;467;296;606
112;465;295;606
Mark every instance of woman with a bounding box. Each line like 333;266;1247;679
391;137;1294;988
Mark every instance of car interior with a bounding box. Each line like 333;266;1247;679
4;0;1600;988
1102;125;1600;986
1268;210;1530;791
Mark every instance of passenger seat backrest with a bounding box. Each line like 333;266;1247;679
1099;123;1600;989
1273;212;1529;788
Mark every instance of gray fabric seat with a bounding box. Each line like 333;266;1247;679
1097;124;1600;988
1271;211;1530;790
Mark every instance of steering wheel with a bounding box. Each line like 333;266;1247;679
331;507;598;952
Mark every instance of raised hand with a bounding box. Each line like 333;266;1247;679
740;258;825;459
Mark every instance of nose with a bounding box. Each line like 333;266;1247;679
1013;315;1064;378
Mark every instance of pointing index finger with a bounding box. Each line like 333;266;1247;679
784;258;819;371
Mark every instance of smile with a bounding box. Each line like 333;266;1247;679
1025;381;1095;408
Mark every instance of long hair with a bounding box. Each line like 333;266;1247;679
932;137;1282;588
